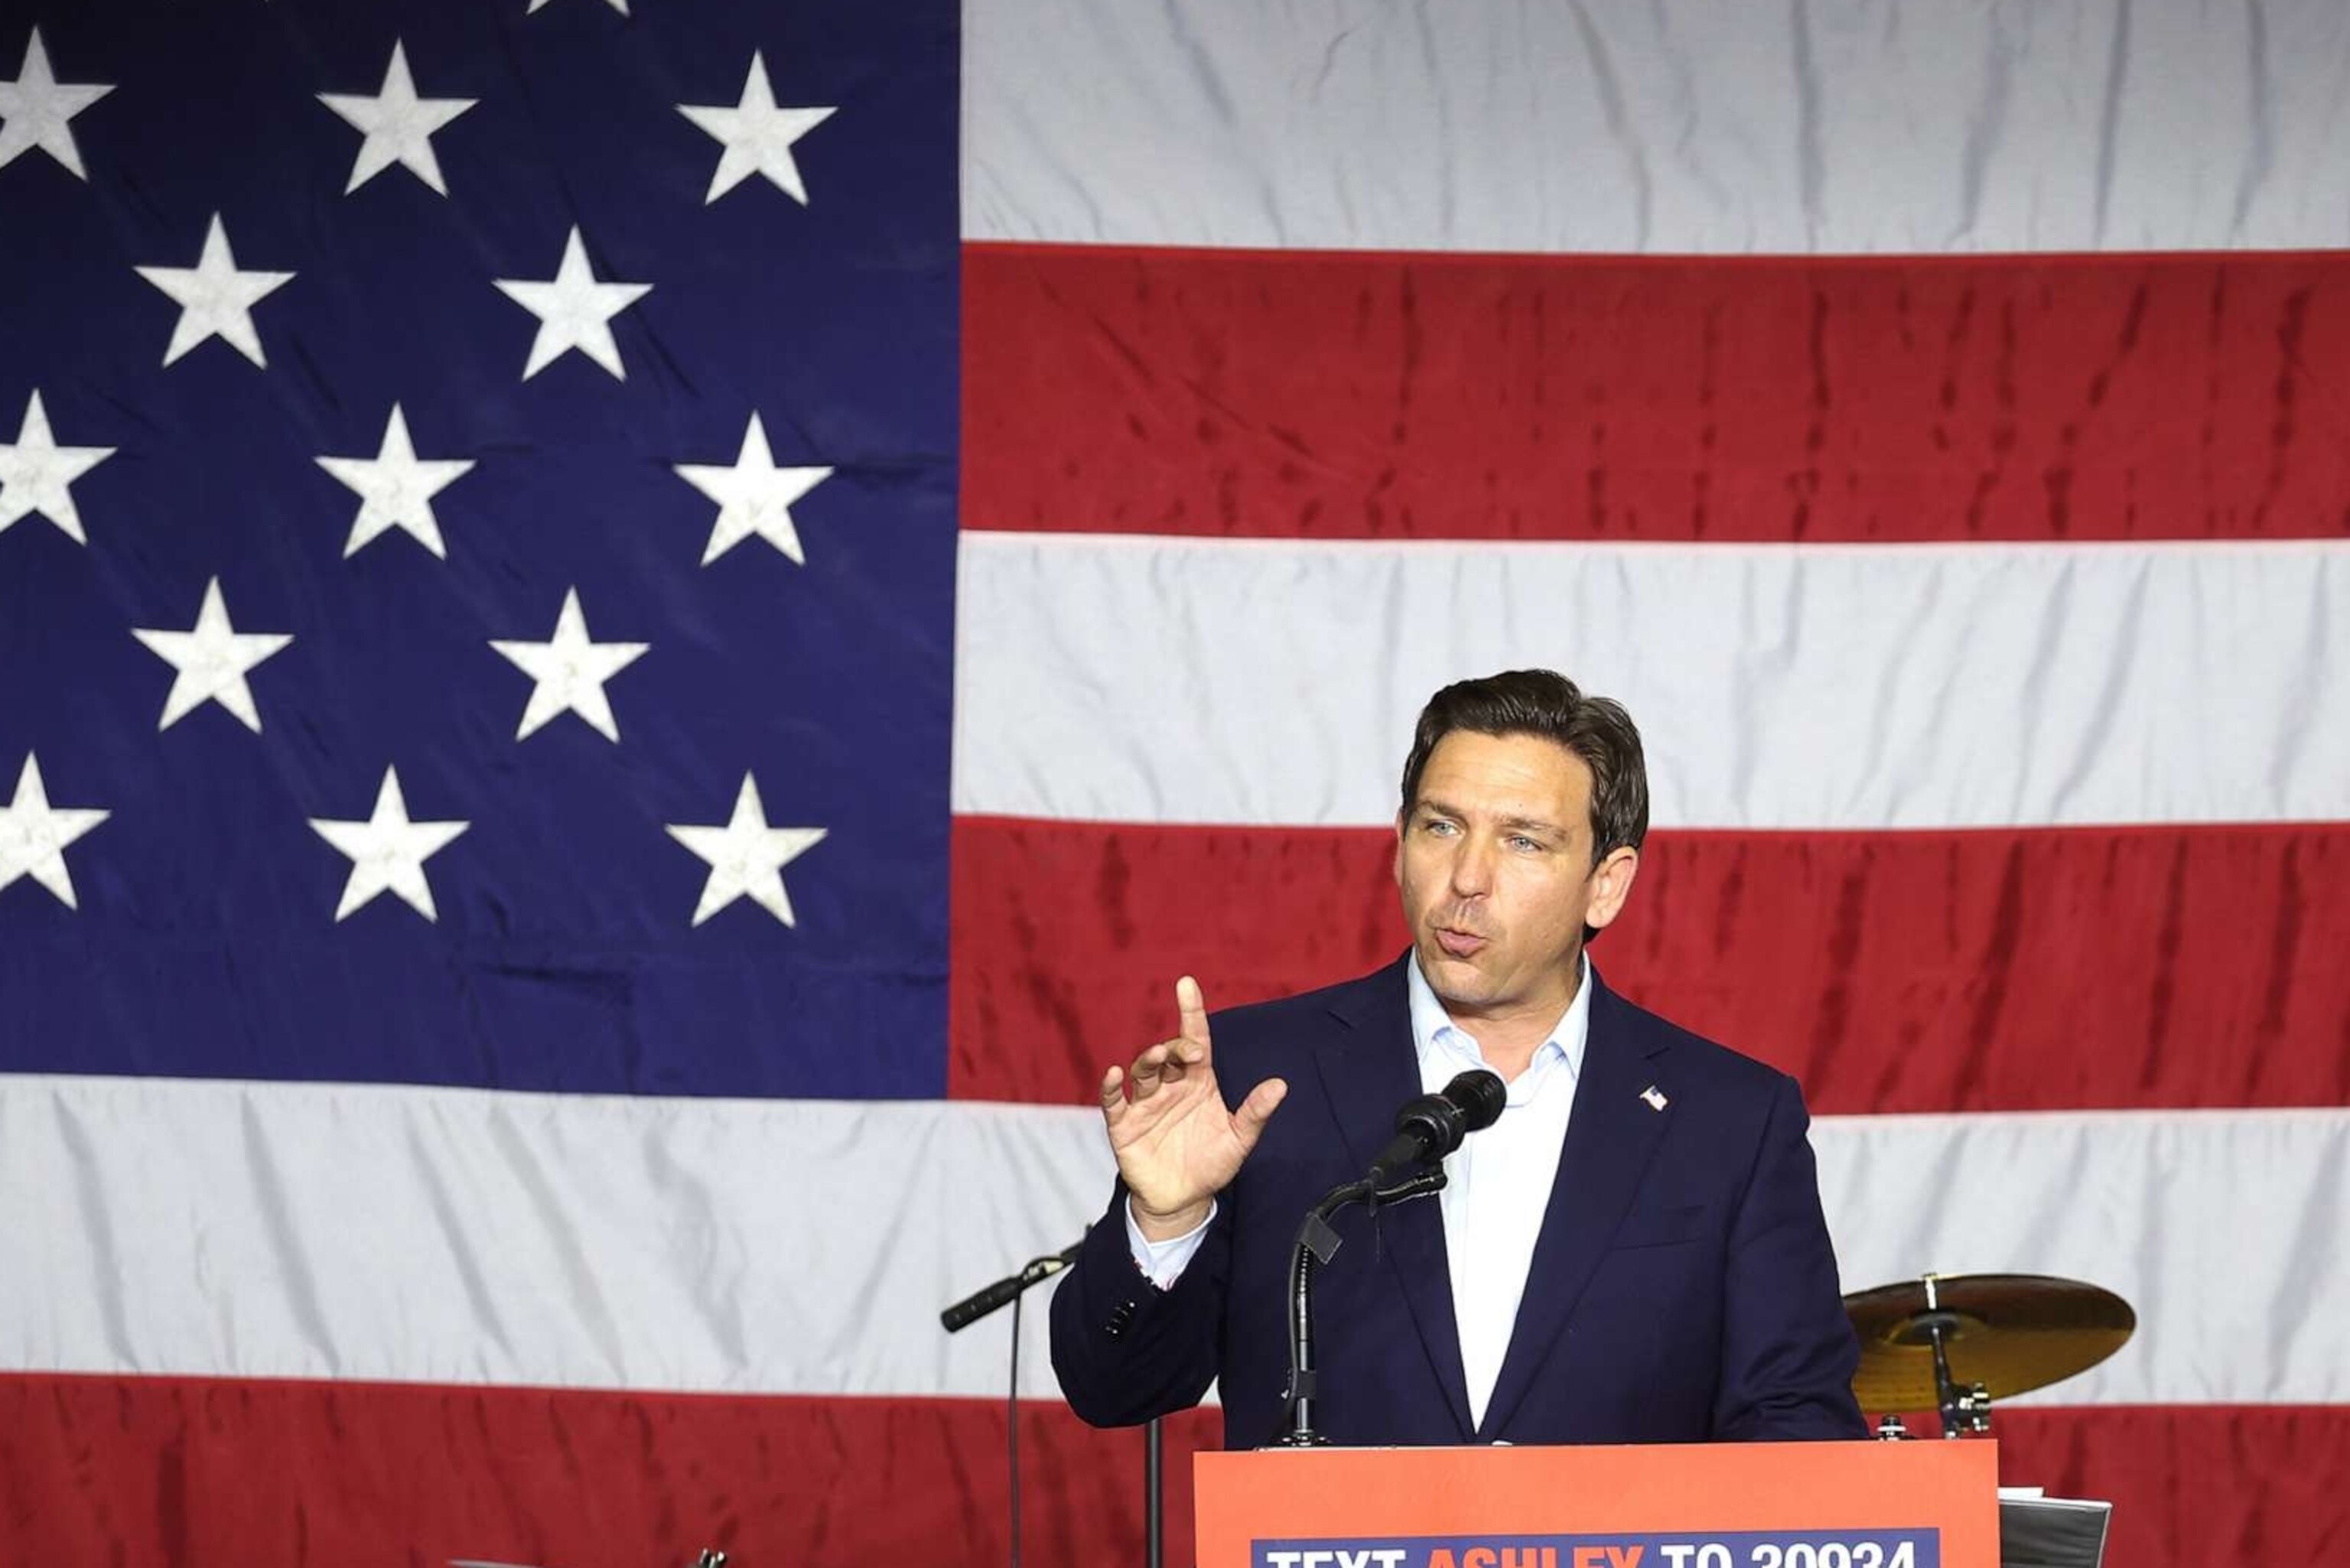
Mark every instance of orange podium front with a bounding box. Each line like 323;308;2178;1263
1197;1442;1998;1568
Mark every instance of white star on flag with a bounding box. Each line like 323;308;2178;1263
0;27;113;181
678;51;835;205
316;404;476;559
673;412;832;565
528;0;630;15
317;40;476;196
666;773;826;928
0;389;113;544
489;587;649;742
131;577;293;733
493;226;652;381
133;213;295;368
309;766;470;923
0;753;109;910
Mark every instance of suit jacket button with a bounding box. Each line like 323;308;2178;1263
1105;1300;1137;1339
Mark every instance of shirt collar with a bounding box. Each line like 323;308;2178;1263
1405;949;1592;1088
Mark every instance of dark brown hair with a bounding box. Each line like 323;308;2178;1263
1398;669;1650;867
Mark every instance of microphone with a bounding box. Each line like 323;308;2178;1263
940;1238;1083;1332
1363;1069;1507;1187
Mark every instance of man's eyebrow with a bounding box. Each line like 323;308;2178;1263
1411;799;1566;834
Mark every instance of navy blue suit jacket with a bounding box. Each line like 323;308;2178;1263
1050;957;1866;1448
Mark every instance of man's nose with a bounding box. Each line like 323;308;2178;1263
1448;834;1495;896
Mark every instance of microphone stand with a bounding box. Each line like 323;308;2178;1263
1144;1414;1163;1568
943;1235;1168;1568
1274;1167;1449;1446
943;1240;1080;1568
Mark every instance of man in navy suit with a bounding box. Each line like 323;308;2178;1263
1050;669;1866;1448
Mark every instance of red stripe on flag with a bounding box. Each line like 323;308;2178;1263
0;1372;1216;1568
2;1374;2341;1568
948;817;2350;1111
963;243;2350;543
1967;1404;2347;1568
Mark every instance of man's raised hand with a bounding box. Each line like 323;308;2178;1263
1099;975;1287;1241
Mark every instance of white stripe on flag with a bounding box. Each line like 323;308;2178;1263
953;533;2350;830
963;0;2350;254
0;1074;1110;1400
4;1075;2344;1405
1817;1108;2350;1407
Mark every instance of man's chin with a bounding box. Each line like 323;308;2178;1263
1416;944;1496;998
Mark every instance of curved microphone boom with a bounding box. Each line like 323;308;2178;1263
1274;1069;1505;1446
1363;1069;1507;1187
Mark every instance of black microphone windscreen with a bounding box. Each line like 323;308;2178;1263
1445;1069;1508;1132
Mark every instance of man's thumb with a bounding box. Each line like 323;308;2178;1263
1233;1077;1287;1146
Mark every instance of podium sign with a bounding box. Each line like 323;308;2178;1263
1197;1442;1999;1568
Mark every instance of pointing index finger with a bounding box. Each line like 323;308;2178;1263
1174;974;1213;1054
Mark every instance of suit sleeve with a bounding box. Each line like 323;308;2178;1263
1711;1073;1870;1440
1049;1177;1231;1427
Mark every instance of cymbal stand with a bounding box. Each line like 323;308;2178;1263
1916;1276;1992;1438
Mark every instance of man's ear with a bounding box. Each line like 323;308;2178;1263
1583;845;1641;932
1391;811;1407;887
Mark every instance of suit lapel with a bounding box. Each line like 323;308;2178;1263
1476;969;1674;1440
1313;959;1476;1441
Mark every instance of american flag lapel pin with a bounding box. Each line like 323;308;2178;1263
1639;1085;1668;1111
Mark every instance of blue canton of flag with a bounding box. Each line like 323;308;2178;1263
0;0;959;1098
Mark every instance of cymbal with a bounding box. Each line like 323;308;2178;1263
1844;1273;2135;1413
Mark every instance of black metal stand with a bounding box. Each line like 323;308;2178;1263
1007;1286;1028;1568
1144;1415;1164;1568
942;1235;1170;1565
942;1238;1090;1568
1909;1274;1991;1438
1274;1168;1448;1446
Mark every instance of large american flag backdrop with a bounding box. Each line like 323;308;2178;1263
5;0;2347;1563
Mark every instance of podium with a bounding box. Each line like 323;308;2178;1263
1197;1442;2000;1568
